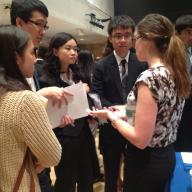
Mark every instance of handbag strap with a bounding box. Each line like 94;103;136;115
13;148;35;192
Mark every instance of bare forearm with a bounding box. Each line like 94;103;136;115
111;119;148;149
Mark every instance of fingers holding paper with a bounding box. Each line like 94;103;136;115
38;86;73;107
59;115;75;128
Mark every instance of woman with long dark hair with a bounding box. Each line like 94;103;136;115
0;25;62;192
40;32;94;192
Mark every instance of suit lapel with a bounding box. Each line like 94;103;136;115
109;54;124;101
126;52;136;93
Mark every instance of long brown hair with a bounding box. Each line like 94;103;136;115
137;13;191;98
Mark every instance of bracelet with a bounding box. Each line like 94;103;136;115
111;118;121;129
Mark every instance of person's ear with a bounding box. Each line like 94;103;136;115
53;48;58;56
108;35;112;43
15;17;25;28
15;52;22;66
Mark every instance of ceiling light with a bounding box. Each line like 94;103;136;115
77;28;85;36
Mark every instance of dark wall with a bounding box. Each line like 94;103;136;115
114;0;192;23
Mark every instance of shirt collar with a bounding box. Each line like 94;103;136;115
188;47;192;55
114;50;130;66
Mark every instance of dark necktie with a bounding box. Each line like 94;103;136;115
121;59;126;77
121;59;127;103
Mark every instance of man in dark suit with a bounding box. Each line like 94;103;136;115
10;1;70;191
174;15;192;151
92;15;147;192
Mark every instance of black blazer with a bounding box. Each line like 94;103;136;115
39;71;90;137
174;96;192;152
92;52;147;145
92;52;147;106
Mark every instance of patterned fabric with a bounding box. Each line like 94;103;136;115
126;66;185;147
121;59;127;78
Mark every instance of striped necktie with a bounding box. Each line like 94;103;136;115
121;59;126;77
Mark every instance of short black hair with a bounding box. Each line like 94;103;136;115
10;0;49;25
175;14;192;34
108;15;135;35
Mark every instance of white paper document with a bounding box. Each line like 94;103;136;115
45;83;89;128
181;152;192;164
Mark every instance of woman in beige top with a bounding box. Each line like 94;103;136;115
0;25;62;191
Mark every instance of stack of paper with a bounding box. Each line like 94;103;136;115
45;83;89;128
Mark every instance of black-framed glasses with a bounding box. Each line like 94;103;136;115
133;35;143;41
28;19;49;31
112;32;133;40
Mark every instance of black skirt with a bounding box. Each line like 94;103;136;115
123;144;175;192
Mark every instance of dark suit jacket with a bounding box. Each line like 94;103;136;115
39;71;90;137
92;52;147;147
174;96;192;152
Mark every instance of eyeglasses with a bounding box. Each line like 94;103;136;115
63;46;79;52
28;19;49;31
112;33;133;40
133;35;143;41
182;29;192;36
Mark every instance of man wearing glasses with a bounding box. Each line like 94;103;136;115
10;1;65;192
10;0;49;48
92;15;147;192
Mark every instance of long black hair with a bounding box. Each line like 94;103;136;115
0;25;31;91
43;32;77;78
73;49;95;87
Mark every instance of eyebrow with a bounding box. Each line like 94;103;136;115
30;18;47;23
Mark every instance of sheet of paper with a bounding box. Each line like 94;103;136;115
181;152;192;164
45;83;89;128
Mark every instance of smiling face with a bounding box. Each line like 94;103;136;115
109;27;133;58
16;40;36;78
16;10;48;47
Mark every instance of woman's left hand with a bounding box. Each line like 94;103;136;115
87;108;118;121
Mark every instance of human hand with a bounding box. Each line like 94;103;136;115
109;105;125;111
34;162;45;173
59;115;75;128
87;108;117;122
109;105;127;120
37;86;73;107
83;83;90;93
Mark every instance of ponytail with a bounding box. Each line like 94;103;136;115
165;35;191;98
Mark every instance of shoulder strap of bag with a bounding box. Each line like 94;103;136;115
13;148;35;192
